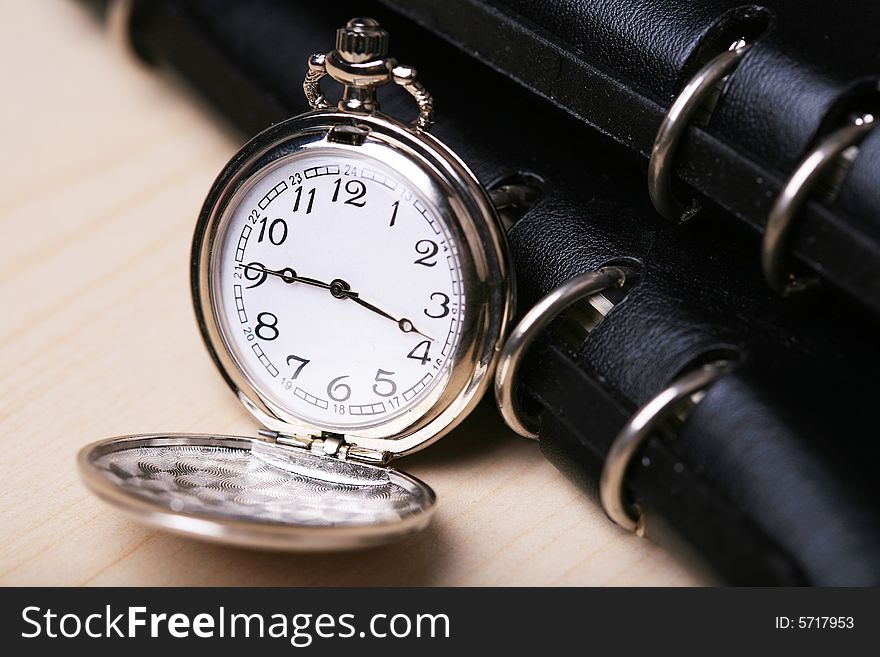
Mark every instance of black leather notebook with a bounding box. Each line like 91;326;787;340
86;0;880;584
385;0;880;314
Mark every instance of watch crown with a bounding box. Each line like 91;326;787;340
335;17;389;63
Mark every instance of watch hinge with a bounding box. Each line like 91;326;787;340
258;429;390;465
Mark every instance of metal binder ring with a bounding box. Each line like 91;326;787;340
762;113;876;295
494;266;628;440
599;361;728;534
648;40;751;222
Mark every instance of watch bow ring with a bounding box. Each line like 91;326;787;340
303;17;435;131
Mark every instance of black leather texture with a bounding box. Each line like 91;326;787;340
382;0;880;315
115;0;880;584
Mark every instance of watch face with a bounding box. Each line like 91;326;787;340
210;146;465;432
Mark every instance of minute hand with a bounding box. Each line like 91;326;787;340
341;288;434;342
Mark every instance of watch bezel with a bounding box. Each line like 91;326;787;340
191;110;513;458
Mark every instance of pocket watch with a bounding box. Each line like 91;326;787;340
78;18;513;550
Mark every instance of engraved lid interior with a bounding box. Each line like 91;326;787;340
79;434;435;550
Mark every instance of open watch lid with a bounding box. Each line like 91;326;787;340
78;433;435;551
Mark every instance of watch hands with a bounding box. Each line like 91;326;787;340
239;263;434;341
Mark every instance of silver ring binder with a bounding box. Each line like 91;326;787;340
762;112;876;295
648;40;750;222
494;266;628;439
599;361;729;534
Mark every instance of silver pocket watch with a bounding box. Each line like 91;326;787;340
79;18;513;550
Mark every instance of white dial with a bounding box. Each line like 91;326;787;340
211;148;464;431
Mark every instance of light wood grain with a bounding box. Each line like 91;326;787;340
0;1;705;586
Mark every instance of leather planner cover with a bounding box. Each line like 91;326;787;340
384;0;880;315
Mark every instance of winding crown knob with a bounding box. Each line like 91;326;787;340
335;17;389;63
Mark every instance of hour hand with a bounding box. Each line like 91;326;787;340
239;263;332;291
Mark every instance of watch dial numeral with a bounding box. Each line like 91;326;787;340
327;375;352;402
424;292;451;319
257;217;288;245
372;369;397;397
285;354;311;379
255;312;279;340
413;239;439;267
332;178;367;207
292;186;316;214
389;200;400;226
242;261;268;288
407;340;432;365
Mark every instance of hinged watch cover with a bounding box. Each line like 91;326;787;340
78;434;436;550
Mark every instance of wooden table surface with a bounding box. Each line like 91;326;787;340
0;1;704;586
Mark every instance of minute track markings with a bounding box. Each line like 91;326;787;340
303;164;340;179
293;387;329;410
257;180;289;210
